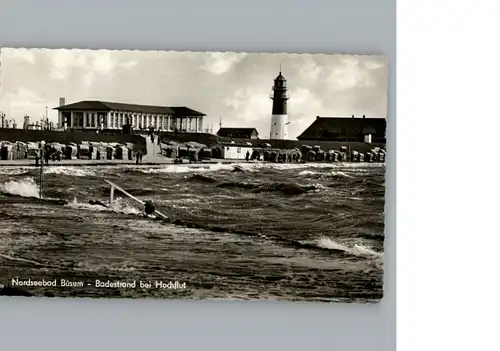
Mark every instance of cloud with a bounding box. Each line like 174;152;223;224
299;61;323;81
287;88;325;138
223;87;271;125
48;49;88;80
120;60;138;69
201;52;247;75
326;56;377;91
48;49;137;88
1;48;36;64
0;87;48;124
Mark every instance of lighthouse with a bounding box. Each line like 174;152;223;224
269;70;289;140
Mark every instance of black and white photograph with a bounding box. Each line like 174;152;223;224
0;48;387;303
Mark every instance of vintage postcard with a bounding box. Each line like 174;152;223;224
0;48;387;303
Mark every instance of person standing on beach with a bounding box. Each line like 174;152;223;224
43;146;49;166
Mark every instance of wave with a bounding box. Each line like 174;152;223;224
0;252;61;268
186;174;218;183
0;177;39;198
216;181;323;195
3;162;385;178
153;216;383;260
66;197;142;215
299;170;355;179
0;168;32;176
72;262;137;273
43;166;98;177
309;237;383;258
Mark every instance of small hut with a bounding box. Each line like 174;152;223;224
331;151;340;162
351;150;359;162
78;142;91;159
338;152;347;162
0;142;13;160
263;150;271;161
95;142;107;160
67;143;78;159
114;144;128;160
88;142;101;160
177;143;190;158
199;147;212;160
307;149;316;162
163;141;179;158
251;149;260;160
315;150;326;162
104;144;115;160
26;142;39;159
365;152;375;162
301;144;312;156
378;150;386;162
13;142;28;159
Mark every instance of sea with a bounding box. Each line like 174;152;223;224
0;162;385;303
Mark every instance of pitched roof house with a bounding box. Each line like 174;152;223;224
297;116;386;143
217;128;259;139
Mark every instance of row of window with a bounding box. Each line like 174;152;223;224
63;111;202;130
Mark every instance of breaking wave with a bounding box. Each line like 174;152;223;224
66;197;142;215
0;178;39;198
216;181;323;195
313;237;383;258
43;166;98;177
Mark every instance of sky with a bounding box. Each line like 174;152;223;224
0;48;387;139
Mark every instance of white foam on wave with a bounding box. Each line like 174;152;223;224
331;171;354;178
0;167;32;175
0;177;39;197
43;166;97;177
134;163;243;174
314;236;383;259
303;183;329;193
73;261;137;273
67;197;142;215
1;161;383;178
298;169;355;178
0;252;53;267
126;161;384;175
299;170;319;176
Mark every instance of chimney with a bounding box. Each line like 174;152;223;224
363;115;366;119
352;115;355;118
316;116;320;120
59;97;66;107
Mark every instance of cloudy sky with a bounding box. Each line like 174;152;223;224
0;48;387;139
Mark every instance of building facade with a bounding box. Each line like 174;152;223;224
54;100;206;133
297;116;386;143
213;142;253;160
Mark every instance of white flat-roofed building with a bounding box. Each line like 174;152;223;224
54;100;206;133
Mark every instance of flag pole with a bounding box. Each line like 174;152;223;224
39;141;45;201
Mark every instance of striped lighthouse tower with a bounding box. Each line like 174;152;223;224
269;69;290;140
